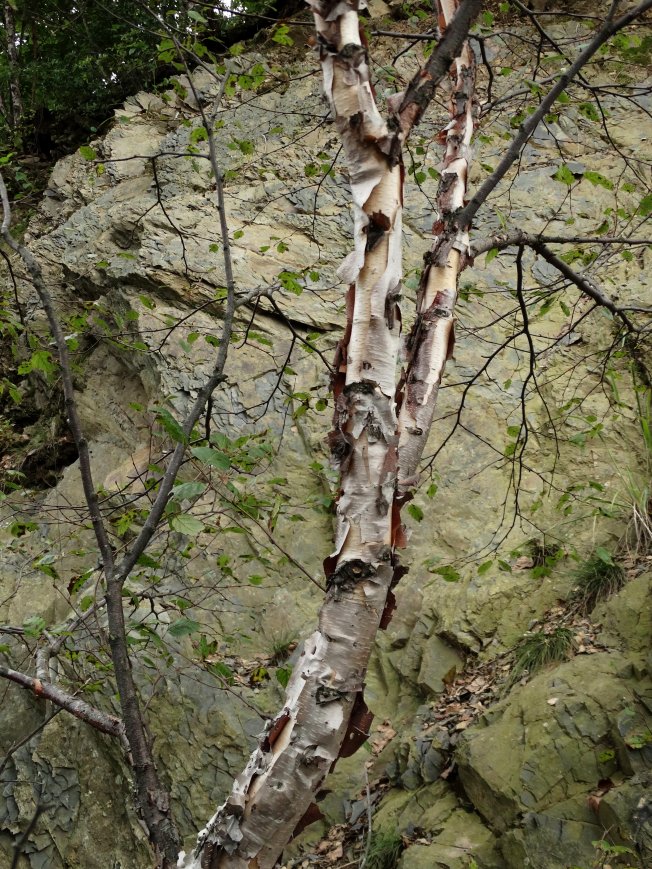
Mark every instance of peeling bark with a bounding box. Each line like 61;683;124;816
193;6;402;868
397;0;477;496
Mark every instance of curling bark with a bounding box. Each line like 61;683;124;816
193;3;403;866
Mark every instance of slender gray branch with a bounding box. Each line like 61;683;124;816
470;233;652;255
112;62;236;587
468;229;639;331
0;664;125;739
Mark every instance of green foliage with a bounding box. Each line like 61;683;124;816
590;837;639;869
275;666;292;689
512;626;574;681
365;828;404;869
524;538;565;578
268;630;297;664
570;551;625;613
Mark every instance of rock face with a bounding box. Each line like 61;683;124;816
1;10;651;869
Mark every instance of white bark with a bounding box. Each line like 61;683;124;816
397;0;477;495
189;5;403;868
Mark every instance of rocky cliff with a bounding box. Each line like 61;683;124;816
1;5;651;868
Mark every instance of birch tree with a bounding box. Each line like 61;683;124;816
186;2;482;866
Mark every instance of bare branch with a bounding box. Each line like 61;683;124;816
0;664;125;739
468;230;640;331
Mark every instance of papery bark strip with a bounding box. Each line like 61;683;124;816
397;0;478;496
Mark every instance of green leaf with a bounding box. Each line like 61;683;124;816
191;446;230;470
407;503;424;522
272;24;294;45
190;125;208;144
579;101;600;121
209;661;235;683
279;270;303;295
594;546;614;566
477;561;493;575
432;565;461;582
170;514;205;536
485;247;499;264
33;350;55;373
584;170;613;190
171;481;206;501
248;574;264;586
155;408;186;443
426;483;438;499
23;616;46;638
136;554;161;568
276;666;292;688
168;616;201;637
79;145;97;160
637;193;652;217
552;164;575;186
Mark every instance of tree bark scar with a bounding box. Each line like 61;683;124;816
365;210;391;252
339;692;374;756
262;712;291;752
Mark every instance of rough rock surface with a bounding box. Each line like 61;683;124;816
1;9;651;869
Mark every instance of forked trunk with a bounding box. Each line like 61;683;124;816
184;3;478;867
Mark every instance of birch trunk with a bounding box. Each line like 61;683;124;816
184;4;479;867
192;5;403;867
397;0;477;495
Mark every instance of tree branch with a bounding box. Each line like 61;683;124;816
0;664;125;739
468;230;640;331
